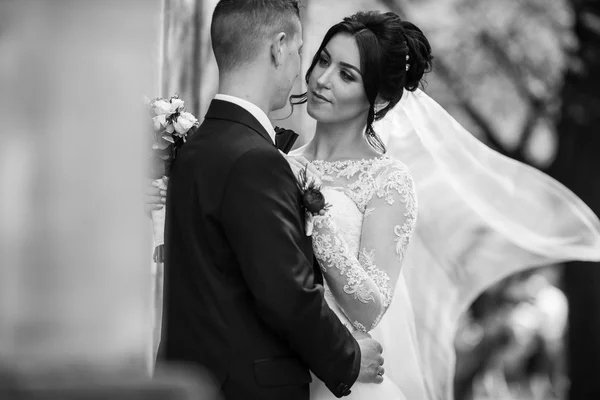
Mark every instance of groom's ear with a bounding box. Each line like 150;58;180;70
270;32;287;68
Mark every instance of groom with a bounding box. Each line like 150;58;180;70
160;1;384;399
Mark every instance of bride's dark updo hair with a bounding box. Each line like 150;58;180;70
292;11;434;153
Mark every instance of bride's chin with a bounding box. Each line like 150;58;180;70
306;102;328;121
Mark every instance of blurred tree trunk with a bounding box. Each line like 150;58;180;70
161;0;219;117
547;1;600;398
161;0;201;113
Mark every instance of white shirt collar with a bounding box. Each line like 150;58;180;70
214;94;276;144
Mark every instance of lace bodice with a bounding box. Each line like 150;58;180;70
310;156;418;333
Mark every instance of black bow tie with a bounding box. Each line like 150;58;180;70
274;126;299;154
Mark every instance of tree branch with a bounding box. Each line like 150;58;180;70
434;56;523;159
478;32;547;104
382;0;531;162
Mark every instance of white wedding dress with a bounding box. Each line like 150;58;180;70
299;155;429;400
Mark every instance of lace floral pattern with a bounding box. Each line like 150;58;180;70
381;168;418;261
313;214;374;304
309;156;418;332
359;249;392;307
312;156;399;213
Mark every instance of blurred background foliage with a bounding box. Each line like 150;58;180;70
386;0;574;169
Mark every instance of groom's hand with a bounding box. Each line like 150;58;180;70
356;337;385;384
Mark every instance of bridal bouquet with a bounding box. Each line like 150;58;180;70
147;95;199;262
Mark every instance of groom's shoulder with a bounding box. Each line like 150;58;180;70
194;118;268;150
233;145;286;170
183;120;283;169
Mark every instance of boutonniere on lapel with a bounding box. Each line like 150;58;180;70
296;166;331;236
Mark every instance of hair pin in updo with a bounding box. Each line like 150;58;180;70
406;54;410;71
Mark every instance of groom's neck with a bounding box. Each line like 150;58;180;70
218;67;273;116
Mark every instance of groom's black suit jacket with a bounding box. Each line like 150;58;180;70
160;100;360;399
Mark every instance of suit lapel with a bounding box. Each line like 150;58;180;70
204;99;274;147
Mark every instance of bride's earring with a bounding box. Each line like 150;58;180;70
373;101;388;118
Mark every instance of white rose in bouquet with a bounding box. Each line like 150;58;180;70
174;112;198;137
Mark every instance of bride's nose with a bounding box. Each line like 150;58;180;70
316;68;333;90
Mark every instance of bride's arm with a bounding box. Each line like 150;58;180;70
312;163;418;332
144;177;168;217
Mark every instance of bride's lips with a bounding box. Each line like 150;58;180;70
311;90;331;103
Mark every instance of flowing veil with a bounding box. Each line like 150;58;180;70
373;89;600;399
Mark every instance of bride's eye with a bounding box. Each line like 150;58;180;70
318;54;329;67
341;70;354;82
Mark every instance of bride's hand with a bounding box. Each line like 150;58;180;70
279;151;322;183
144;177;168;218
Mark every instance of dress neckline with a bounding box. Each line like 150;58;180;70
310;155;388;168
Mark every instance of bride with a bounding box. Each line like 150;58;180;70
146;10;600;400
283;11;430;399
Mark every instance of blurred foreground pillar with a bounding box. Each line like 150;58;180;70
0;1;217;398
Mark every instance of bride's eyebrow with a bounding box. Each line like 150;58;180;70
340;61;362;76
323;48;362;76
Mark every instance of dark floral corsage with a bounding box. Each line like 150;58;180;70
297;166;330;236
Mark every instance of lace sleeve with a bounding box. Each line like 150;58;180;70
311;162;418;332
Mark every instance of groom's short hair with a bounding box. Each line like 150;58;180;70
211;0;301;72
